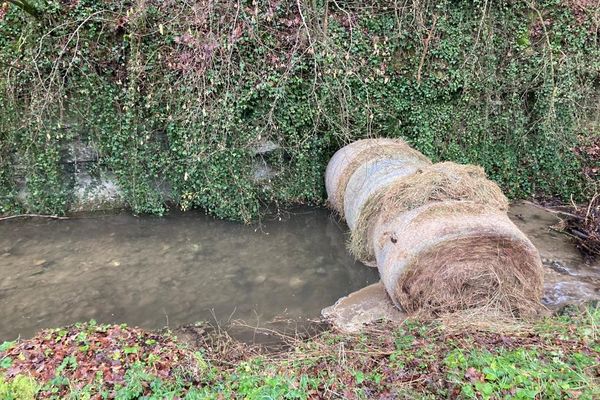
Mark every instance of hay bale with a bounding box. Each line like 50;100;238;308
349;162;508;262
326;140;378;205
325;139;430;215
375;201;543;316
343;156;428;231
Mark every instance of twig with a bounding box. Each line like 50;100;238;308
521;200;582;220
462;0;489;69
528;0;557;118
0;61;27;71
556;229;599;255
585;193;598;221
416;14;438;83
0;214;69;221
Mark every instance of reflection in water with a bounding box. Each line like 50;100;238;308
0;208;379;341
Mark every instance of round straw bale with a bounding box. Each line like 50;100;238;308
326;140;377;204
325;139;430;215
349;162;508;262
343;156;428;231
375;201;543;316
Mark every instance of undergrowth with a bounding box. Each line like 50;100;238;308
0;0;598;220
0;305;598;399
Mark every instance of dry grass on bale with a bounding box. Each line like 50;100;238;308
349;162;509;262
373;202;499;251
331;140;431;216
435;307;545;335
394;235;544;318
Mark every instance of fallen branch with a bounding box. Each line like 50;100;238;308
553;193;600;260
416;14;438;83
0;214;69;221
522;200;582;220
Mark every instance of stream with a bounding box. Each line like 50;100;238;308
0;203;598;341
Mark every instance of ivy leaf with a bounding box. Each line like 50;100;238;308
0;340;15;352
0;356;13;369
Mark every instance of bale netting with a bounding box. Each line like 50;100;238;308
375;201;544;316
325;138;430;215
343;156;428;231
349;161;509;263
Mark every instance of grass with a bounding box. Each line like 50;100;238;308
0;305;598;399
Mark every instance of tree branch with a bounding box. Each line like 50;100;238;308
0;214;69;221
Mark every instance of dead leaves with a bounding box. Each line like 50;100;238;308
1;323;199;398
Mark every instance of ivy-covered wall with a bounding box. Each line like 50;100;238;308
0;0;598;221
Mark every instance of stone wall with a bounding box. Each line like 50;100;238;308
13;139;281;213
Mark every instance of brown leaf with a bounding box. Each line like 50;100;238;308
465;367;484;382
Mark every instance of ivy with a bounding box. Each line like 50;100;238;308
0;0;597;220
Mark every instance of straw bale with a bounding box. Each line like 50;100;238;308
350;162;508;262
325;139;430;215
375;202;543;316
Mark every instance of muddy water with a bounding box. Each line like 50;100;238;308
0;209;379;341
508;203;600;308
0;203;598;341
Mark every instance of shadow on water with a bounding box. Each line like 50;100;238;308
0;208;379;341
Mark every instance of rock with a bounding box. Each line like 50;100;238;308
252;159;277;183
33;259;47;267
61;142;99;164
110;260;121;267
288;276;305;289
543;259;571;275
252;140;281;155
254;275;267;284
322;282;406;333
70;172;125;212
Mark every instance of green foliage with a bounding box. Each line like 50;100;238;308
443;306;600;399
0;375;39;400
445;348;599;399
0;0;597;220
226;360;310;399
1;307;600;399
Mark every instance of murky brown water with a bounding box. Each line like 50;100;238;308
508;203;600;308
0;203;598;341
0;209;380;341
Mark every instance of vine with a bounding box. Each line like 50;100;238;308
0;0;598;221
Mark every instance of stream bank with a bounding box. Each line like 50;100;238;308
1;304;598;399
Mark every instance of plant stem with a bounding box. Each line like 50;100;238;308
7;0;41;19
